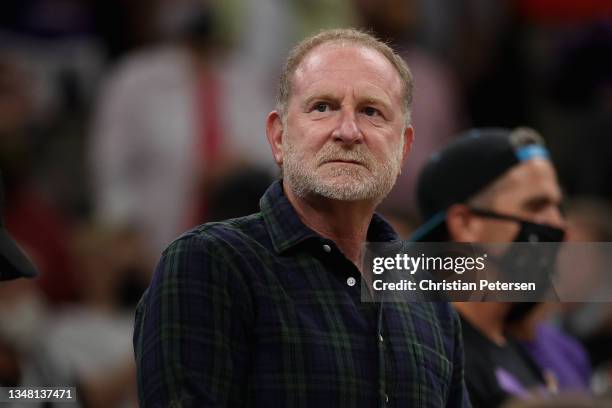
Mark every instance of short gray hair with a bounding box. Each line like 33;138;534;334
276;28;414;125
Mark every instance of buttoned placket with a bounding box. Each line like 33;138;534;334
377;302;390;408
318;239;391;407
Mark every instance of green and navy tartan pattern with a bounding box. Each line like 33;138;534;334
134;181;470;407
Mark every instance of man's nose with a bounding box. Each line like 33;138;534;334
542;206;566;230
331;109;363;145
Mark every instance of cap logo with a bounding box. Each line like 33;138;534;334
515;145;550;162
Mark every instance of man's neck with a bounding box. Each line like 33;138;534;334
453;302;512;346
284;184;377;268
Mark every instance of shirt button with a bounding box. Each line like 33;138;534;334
347;277;356;287
322;244;332;253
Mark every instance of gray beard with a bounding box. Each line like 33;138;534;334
282;138;403;203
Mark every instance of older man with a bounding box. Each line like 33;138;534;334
134;28;469;407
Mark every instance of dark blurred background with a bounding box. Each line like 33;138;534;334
0;0;610;406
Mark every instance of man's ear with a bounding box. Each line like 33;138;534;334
400;125;414;168
446;204;477;242
266;110;284;166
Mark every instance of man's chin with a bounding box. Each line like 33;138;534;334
312;179;378;202
318;165;368;178
284;170;385;202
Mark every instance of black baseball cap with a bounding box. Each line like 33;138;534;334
411;127;551;241
0;174;38;280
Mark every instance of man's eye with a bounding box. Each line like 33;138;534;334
363;106;379;116
313;103;329;112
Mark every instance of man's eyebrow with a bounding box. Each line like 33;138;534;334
301;93;339;108
522;195;561;209
300;93;392;109
360;95;392;109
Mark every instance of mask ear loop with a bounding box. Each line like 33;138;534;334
468;207;566;242
467;207;528;224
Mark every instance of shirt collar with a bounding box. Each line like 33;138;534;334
260;180;399;253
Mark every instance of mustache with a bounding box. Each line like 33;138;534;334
316;145;373;169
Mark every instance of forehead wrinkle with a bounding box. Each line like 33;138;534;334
291;43;403;101
292;65;393;92
300;80;393;107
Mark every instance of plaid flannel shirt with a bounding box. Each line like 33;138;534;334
134;180;470;407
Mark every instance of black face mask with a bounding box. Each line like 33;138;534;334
468;208;565;243
469;207;565;303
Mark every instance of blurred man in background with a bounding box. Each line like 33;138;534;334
413;127;590;407
89;1;237;260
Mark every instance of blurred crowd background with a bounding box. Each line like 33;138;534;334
0;0;611;406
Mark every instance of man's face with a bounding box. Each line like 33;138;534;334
471;158;564;242
269;42;412;203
